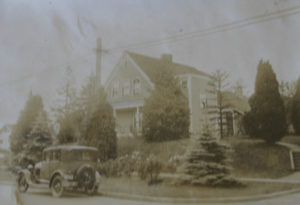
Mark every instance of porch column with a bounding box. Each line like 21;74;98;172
232;110;236;135
135;107;140;131
113;109;116;118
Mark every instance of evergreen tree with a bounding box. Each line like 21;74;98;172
243;60;286;143
179;114;239;187
212;70;230;138
142;62;190;141
26;111;53;162
10;92;44;155
85;89;117;161
79;73;117;161
292;78;300;135
279;80;297;133
53;66;79;144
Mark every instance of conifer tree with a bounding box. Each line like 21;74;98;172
243;60;286;143
26;111;53;162
79;73;117;161
10;93;44;155
179;113;239;187
292;78;300;135
53;66;79;144
142;61;190;141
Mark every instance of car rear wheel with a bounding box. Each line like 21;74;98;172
17;173;28;193
51;175;64;197
76;167;95;192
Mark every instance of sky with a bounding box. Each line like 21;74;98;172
0;0;300;128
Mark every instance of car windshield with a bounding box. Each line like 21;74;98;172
64;149;97;162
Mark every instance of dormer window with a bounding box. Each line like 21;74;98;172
112;81;119;97
122;80;130;96
133;79;141;95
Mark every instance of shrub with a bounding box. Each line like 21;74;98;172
138;154;163;184
165;154;184;173
98;151;142;177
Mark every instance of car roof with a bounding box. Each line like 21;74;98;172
44;145;98;152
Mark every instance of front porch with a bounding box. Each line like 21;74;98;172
113;106;143;137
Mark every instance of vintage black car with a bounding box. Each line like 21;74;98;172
17;145;101;197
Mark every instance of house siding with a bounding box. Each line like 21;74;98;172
189;75;217;136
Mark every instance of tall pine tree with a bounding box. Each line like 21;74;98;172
243;60;286;143
292;78;300;135
10;92;44;165
53;66;79;144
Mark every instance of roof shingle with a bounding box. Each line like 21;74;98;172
126;51;212;82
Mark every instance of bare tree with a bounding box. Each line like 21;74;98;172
212;70;230;139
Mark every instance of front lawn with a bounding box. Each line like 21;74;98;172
99;176;300;199
281;135;300;146
231;140;293;178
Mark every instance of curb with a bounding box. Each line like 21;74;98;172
15;191;24;205
99;188;300;204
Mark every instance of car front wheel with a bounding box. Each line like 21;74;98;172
17;173;29;193
51;175;64;197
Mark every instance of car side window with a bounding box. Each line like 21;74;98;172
45;152;51;161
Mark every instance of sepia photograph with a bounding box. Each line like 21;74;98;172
1;0;300;204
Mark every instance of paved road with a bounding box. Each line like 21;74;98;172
0;184;17;205
16;187;300;205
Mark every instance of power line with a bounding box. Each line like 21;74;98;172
106;5;300;51
2;5;300;88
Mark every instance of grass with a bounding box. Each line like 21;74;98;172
99;176;300;199
231;140;293;178
117;136;294;179
281;135;300;146
117;137;189;161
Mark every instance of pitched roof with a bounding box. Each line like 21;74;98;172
126;51;212;82
223;91;250;114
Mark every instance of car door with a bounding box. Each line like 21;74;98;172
49;150;61;176
40;151;50;180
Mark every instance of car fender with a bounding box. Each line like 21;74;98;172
49;170;69;188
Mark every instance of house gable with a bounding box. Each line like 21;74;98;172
105;52;154;107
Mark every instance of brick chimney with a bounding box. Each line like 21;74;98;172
161;53;172;63
96;38;102;87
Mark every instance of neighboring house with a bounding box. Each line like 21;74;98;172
0;124;12;167
104;51;217;137
221;91;250;137
0;124;12;151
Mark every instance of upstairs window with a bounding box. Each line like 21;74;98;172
122;80;130;96
133;79;141;95
112;81;119;97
